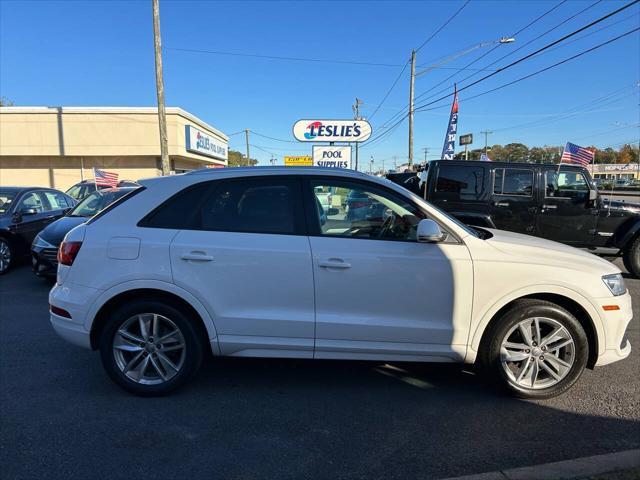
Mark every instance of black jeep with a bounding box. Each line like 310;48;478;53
386;160;640;277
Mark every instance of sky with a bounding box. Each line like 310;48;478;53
1;0;639;169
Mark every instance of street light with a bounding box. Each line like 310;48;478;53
408;36;516;167
415;36;516;77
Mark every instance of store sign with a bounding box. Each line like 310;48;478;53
459;133;473;146
185;125;228;161
312;146;351;168
293;120;371;143
284;156;313;166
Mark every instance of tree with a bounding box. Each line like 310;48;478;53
227;149;258;167
0;97;14;106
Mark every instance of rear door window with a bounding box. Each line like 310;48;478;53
434;165;485;201
493;168;534;196
43;191;71;210
197;178;303;235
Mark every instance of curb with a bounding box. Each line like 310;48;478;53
442;449;640;480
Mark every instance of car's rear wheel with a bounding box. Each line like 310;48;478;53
0;238;13;275
622;236;640;278
99;300;203;396
480;299;588;399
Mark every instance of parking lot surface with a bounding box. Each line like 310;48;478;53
1;261;638;480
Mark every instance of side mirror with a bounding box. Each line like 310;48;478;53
20;207;38;216
589;189;598;201
417;219;446;243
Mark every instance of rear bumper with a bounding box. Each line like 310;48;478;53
50;313;91;349
49;281;100;350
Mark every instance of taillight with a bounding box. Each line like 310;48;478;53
58;241;82;266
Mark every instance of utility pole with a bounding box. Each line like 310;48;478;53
352;98;362;171
393;155;397;171
370;155;374;175
423;147;429;163
152;0;170;176
245;129;251;166
480;130;493;153
408;50;416;168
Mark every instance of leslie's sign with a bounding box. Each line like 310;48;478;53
293;119;372;143
185;125;228;161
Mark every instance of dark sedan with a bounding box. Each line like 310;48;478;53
0;187;76;275
31;187;136;278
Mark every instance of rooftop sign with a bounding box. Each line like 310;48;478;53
293;120;372;143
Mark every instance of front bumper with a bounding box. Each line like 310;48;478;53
593;291;633;367
31;245;58;278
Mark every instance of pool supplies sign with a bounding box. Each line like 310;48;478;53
185;125;228;161
293;120;372;143
313;146;352;169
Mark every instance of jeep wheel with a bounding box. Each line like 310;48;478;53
622;236;640;278
479;299;588;399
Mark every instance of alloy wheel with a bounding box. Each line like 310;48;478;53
500;316;575;390
0;240;11;273
112;313;186;385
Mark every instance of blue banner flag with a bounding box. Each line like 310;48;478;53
441;85;458;160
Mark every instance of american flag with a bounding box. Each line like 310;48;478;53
94;168;119;187
560;142;594;167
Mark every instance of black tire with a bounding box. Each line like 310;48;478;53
99;299;204;396
622;235;640;278
0;237;14;275
479;299;588;400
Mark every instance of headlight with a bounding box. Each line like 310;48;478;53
602;274;626;296
32;235;55;249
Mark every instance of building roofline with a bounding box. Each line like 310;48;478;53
0;106;228;141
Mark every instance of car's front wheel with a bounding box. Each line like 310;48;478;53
99;300;204;396
0;238;13;275
480;299;588;399
622;235;640;278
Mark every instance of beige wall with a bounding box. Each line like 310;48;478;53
0;107;227;165
0;107;228;190
0;156;160;190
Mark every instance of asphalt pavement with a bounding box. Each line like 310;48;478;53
1;260;638;480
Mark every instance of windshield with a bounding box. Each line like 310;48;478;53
69;190;129;217
0;190;17;214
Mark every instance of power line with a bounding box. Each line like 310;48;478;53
164;47;404;68
415;0;471;52
249;130;298;143
367;24;638;149
368;60;410;120
413;2;640;112
414;0;601;106
372;0;568;132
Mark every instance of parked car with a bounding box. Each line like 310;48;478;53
65;179;140;201
32;187;137;278
50;167;632;398
0;187;76;275
615;179;631;188
314;186;333;213
387;161;640;277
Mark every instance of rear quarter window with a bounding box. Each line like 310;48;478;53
433;165;485;201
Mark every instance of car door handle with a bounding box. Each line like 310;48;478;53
494;201;510;207
542;204;558;210
318;258;351;269
181;252;214;262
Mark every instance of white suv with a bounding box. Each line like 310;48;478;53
49;167;633;398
